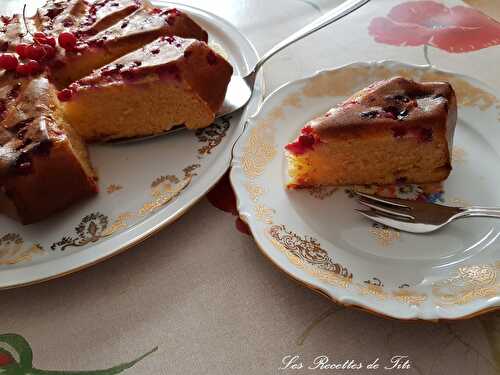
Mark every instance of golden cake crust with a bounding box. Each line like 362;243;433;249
311;77;455;145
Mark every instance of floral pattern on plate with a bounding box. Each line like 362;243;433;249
231;61;500;319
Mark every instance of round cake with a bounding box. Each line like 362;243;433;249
0;0;233;224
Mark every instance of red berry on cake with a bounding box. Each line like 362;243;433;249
42;44;56;59
26;60;43;74
58;32;78;50
15;43;30;59
16;60;42;75
34;32;56;47
57;88;73;102
15;62;31;76
0;53;19;71
26;44;47;61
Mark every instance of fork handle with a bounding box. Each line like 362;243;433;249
458;207;500;219
251;0;370;76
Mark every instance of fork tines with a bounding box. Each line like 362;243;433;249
354;191;415;221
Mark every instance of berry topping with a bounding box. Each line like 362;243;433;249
57;88;73;102
285;135;315;155
157;64;180;79
27;60;43;74
34;32;56;47
166;8;181;16
0;53;19;71
165;36;176;44
26;44;47;61
15;43;30;59
42;44;56;59
58;32;78;50
381;106;400;120
165;8;181;26
0;15;13;25
285;130;319;155
206;51;218;65
301;125;314;134
16;60;42;76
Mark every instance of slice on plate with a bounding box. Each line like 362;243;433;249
59;35;233;141
0;77;97;224
285;76;457;188
45;4;209;88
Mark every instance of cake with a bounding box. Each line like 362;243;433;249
285;77;457;188
0;77;97;224
60;36;232;141
39;2;209;88
0;0;232;224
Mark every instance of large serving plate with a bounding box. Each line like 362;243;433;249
231;60;500;320
0;1;263;289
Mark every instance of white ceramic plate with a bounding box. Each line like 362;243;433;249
231;60;500;320
0;2;263;289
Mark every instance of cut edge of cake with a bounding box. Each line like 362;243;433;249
59;35;233;142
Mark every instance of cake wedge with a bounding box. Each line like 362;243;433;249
59;35;233;141
285;77;457;188
0;77;97;224
46;5;209;88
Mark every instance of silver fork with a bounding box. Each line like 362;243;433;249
354;191;500;233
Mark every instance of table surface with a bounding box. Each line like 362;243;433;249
1;0;500;374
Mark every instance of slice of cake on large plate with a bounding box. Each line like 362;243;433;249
45;4;208;88
285;77;457;188
0;77;97;224
59;35;232;141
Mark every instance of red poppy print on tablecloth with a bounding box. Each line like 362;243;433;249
369;1;500;53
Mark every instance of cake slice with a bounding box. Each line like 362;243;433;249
0;77;97;224
285;77;457;188
47;5;209;88
59;35;232;141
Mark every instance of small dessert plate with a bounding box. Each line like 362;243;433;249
0;1;263;289
230;60;500;320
